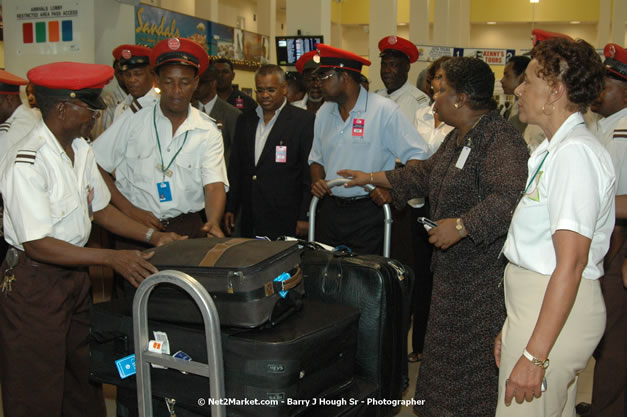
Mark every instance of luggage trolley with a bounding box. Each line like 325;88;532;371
308;178;393;257
133;270;227;417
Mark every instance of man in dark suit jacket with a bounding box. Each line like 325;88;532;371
193;66;242;166
224;65;314;239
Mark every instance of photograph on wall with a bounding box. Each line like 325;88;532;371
209;22;234;58
15;1;81;55
243;31;264;62
233;28;244;60
134;4;209;52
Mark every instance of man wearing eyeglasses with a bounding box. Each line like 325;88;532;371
309;44;429;254
224;64;314;239
0;61;183;417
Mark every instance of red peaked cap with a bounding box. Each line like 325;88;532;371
378;36;419;63
113;44;152;70
295;50;318;74
150;37;209;74
27;62;114;109
315;44;371;73
0;70;28;95
603;43;627;81
532;29;573;47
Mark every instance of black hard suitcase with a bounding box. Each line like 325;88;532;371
141;238;303;328
301;248;414;417
89;298;359;417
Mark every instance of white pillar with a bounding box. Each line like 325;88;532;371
610;0;627;45
369;0;398;92
433;0;450;45
409;0;429;45
597;0;611;47
257;0;277;65
195;0;219;22
285;0;331;41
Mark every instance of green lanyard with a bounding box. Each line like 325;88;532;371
524;150;549;194
153;105;188;181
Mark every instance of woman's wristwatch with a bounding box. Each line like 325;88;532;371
523;348;550;369
456;218;467;238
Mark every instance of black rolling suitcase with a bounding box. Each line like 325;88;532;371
305;179;414;417
90;298;360;417
301;250;413;417
140;238;303;328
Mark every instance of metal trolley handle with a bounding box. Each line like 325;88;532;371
308;177;393;258
133;270;227;417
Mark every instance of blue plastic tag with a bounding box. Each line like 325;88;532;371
273;272;291;298
173;350;192;361
157;181;172;202
115;354;136;379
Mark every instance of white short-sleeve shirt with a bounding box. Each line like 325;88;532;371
376;81;430;123
92;101;228;219
504;113;616;280
598;107;627;195
0;104;41;160
414;103;454;158
0;120;111;250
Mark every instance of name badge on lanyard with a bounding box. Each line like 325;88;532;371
157;181;173;202
352;118;365;137
456;146;471;169
275;145;287;163
235;97;244;110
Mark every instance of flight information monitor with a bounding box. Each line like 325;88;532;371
276;36;324;66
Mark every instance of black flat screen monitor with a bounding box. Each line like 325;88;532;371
276;36;324;66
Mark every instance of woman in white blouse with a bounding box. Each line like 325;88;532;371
494;38;615;416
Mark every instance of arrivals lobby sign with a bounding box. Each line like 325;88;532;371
15;1;80;55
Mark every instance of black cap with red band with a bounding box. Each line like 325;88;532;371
0;70;28;95
603;43;627;81
113;44;152;71
27;62;114;110
315;44;371;74
150;37;209;75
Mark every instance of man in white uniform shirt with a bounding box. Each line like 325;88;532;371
110;44;160;123
375;35;430;122
0;61;181;417
93;37;228;243
577;42;627;417
0;70;41;156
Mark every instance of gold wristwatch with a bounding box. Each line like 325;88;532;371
455;218;466;237
523;348;550;369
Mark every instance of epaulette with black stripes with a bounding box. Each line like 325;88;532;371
0;122;12;133
130;98;142;113
15;150;37;165
613;128;627;139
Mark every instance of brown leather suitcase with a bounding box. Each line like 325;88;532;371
140;238;303;328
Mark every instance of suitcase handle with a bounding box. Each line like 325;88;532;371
308;178;392;257
272;267;302;293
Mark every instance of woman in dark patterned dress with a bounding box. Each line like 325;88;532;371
339;57;529;417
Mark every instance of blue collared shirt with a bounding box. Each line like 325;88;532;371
309;86;429;197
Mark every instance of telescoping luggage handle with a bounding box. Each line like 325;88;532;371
133;270;226;417
308;178;393;258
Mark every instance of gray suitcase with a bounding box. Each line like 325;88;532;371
141;238;303;328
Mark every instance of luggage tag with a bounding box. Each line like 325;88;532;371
157;181;173;203
172;350;192;374
352;118;364;137
275;145;287;163
273;272;291;298
86;185;95;221
150;330;171;369
115;354;136;379
455;146;471;169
